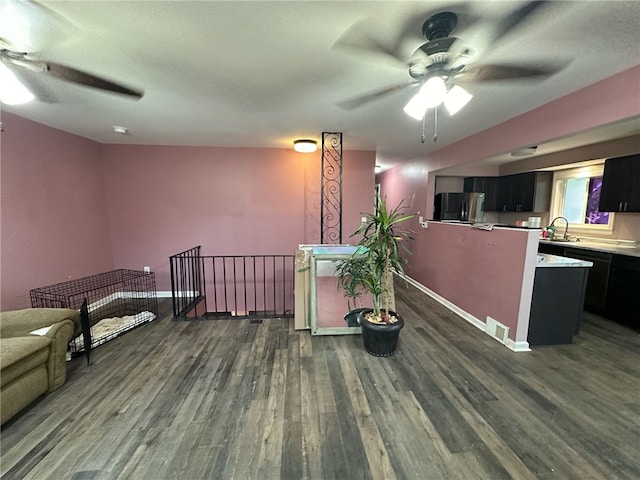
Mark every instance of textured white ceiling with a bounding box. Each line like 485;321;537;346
2;1;640;165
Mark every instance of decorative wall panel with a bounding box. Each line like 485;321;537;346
321;132;343;244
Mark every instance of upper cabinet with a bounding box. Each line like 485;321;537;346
598;154;640;212
463;176;499;211
464;172;552;212
496;172;553;213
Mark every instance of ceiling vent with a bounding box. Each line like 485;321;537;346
511;146;538;157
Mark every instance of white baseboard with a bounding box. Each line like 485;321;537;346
156;291;200;298
401;274;530;353
506;340;532;352
87;290;197;312
162;281;533;352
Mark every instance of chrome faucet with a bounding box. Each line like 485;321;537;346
549;216;569;240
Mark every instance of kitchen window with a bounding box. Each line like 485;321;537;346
550;163;614;231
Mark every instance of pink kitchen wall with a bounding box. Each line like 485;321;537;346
378;162;534;339
411;223;537;341
376;66;640;339
0;113;114;311
381;65;640;220
379;66;640;268
100;144;375;292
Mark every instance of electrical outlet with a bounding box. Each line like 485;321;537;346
144;266;150;273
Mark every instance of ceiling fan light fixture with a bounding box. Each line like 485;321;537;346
418;76;447;108
444;85;473;116
403;92;428;121
293;139;317;153
0;62;34;105
404;76;449;120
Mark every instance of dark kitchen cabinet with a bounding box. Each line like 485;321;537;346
463;176;499;211
528;266;589;345
497;172;552;213
598;154;640;212
606;255;640;329
538;242;567;256
538;242;639;331
564;247;612;311
497;173;517;212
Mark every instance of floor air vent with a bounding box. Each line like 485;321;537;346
486;317;509;344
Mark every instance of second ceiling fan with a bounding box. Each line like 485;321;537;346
0;0;143;104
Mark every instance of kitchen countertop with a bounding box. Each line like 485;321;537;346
539;238;640;258
431;221;640;257
536;253;593;268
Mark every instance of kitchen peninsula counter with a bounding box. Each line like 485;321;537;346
416;221;605;350
536;253;593;268
529;253;592;346
417;221;542;351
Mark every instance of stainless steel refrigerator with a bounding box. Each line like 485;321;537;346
434;192;485;222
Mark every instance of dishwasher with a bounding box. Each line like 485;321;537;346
564;247;612;312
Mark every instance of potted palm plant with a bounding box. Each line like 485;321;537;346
352;193;414;356
335;253;369;327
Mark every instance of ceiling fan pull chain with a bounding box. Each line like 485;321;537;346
421;112;426;143
433;107;438;143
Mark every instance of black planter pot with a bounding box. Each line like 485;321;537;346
344;308;368;327
357;309;404;356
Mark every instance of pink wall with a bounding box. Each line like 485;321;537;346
1;114;374;307
1;113;114;310
378;66;640;260
372;166;536;341
100;145;375;292
377;66;640;342
3;67;636;315
413;223;538;340
380;65;640;219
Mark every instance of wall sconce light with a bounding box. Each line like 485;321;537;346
293;139;318;153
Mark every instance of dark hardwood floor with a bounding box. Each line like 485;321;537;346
1;282;639;480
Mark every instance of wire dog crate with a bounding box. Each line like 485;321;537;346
30;269;158;353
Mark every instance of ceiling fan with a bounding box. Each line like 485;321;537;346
335;1;564;119
0;0;143;104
